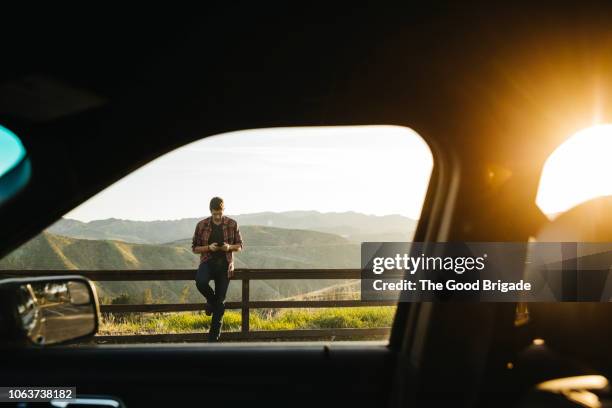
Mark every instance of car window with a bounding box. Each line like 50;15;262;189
536;124;612;220
1;126;434;344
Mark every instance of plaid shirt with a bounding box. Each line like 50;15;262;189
191;216;244;278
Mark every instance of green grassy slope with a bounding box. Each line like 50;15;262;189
0;226;360;303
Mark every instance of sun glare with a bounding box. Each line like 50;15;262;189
536;124;612;218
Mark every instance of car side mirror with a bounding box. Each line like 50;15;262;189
0;275;100;346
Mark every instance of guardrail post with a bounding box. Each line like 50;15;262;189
241;278;250;333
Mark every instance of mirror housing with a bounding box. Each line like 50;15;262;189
0;275;100;346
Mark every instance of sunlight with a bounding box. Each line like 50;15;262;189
536;124;612;219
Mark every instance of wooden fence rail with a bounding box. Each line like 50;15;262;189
0;269;395;342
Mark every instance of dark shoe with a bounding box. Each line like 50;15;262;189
208;323;222;342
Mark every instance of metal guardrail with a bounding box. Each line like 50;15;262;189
0;269;395;342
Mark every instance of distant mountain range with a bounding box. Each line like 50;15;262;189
0;225;361;304
3;211;416;305
47;211;417;244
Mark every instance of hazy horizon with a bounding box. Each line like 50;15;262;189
58;209;418;224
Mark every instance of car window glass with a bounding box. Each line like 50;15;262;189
1;125;434;344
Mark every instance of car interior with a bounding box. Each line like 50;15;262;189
1;4;612;407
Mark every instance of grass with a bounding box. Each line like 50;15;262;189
98;306;396;335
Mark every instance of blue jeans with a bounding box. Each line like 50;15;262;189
195;258;230;329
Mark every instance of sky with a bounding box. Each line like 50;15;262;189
64;126;434;222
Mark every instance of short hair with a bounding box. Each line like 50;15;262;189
210;197;224;212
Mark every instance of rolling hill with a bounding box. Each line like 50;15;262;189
0;226;361;304
47;211;417;244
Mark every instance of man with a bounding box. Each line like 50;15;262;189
192;197;244;342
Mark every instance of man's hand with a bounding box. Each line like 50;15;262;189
220;243;230;252
208;243;219;252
